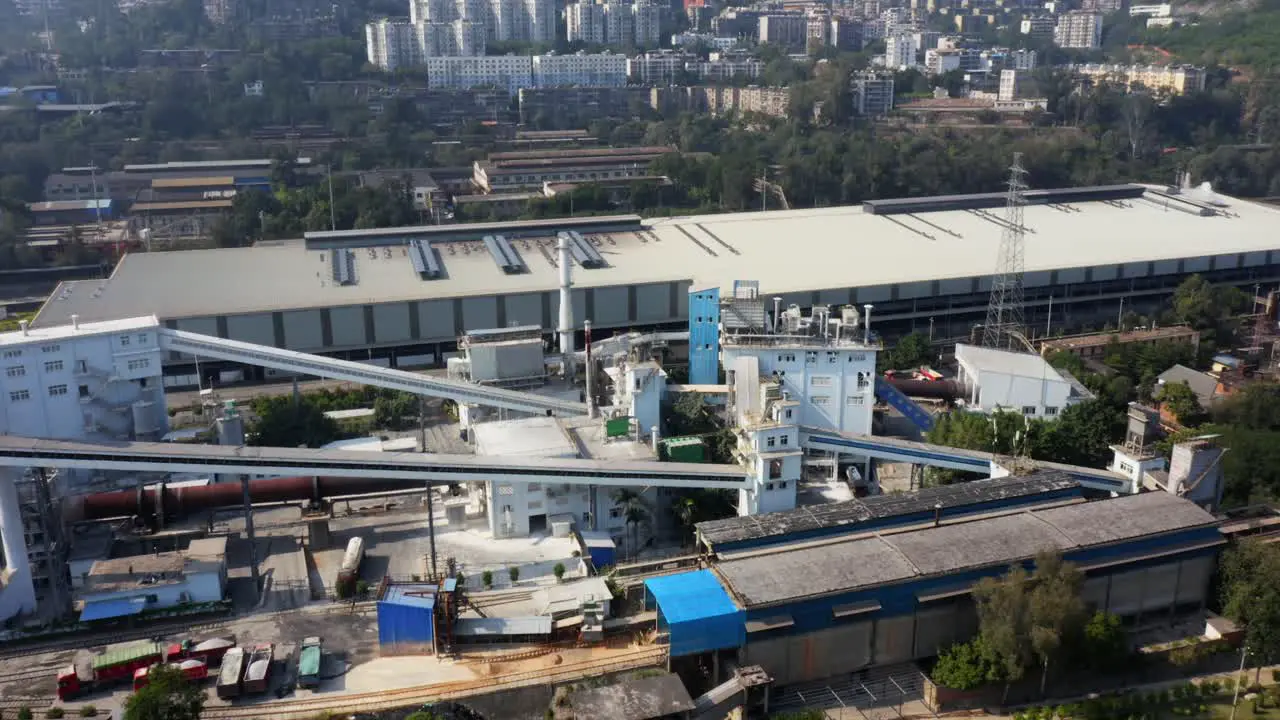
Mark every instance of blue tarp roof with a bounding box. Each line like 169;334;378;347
645;570;744;657
80;597;147;622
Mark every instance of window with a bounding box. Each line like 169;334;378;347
44;360;63;373
805;352;817;365
78;385;90;398
528;483;541;491
810;376;832;387
1119;461;1135;474
847;395;865;406
785;409;792;419
127;358;150;371
780;435;789;446
765;482;774;491
768;459;783;479
76;360;87;373
41;344;60;354
498;485;515;496
812;395;831;407
856;372;870;390
828;352;838;364
48;384;67;397
1044;406;1059;416
137;334;148;344
766;436;776;448
119;336;131;346
1;350;20;359
9;390;29;402
5;366;24;378
1021;405;1037;415
609;507;622;518
779;480;788;489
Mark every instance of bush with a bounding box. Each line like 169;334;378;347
553;563;566;582
508;566;519;583
78;708;97;718
17;708;31;720
482;570;493;588
355;579;369;596
931;637;1000;690
455;572;466;586
44;710;63;720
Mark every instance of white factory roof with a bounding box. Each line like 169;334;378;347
471;416;579;459
955;343;1065;380
32;185;1280;325
0;314;158;345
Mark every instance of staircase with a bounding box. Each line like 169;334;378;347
874;378;935;432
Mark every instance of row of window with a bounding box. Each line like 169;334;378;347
764;480;789;491
764;434;790;449
1020;405;1060;416
6;356;149;379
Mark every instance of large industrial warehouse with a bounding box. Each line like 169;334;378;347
32;183;1280;384
646;478;1224;687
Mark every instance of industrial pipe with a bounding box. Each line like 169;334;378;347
65;475;431;523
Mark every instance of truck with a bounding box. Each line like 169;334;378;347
242;643;275;695
296;637;323;689
166;637;237;666
58;642;164;700
215;647;245;700
132;659;209;691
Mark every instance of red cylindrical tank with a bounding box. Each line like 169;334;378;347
885;377;963;400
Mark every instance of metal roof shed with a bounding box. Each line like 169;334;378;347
377;591;435;651
645;570;744;657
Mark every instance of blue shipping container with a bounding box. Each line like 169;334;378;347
377;597;435;648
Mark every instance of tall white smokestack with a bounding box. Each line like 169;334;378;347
863;304;873;344
557;233;575;358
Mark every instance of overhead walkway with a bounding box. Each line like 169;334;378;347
0;436;749;490
798;427;1131;494
158;328;587;416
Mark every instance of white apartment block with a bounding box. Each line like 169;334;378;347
693;58;763;82
366;18;421;70
532;53;628;87
627;51;692;84
1020;15;1055;38
633;1;661;47
426;55;534;93
411;0;553;44
1054;11;1103;49
999;68;1031;102
1075;63;1206;95
567;2;606;44
885;33;917;69
1130;2;1171;16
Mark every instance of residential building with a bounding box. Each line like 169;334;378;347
1019;14;1055;38
851;70;894;116
419;19;488;56
425;55;534;93
885;33;917;69
567;2;607;44
1075;63;1207;95
999;47;1037;71
604;2;636;47
999;68;1031;101
531;53;628;88
366;18;420;70
758;13;808;51
1081;0;1122;12
691;86;793;118
954;344;1084;418
203;0;236;23
76;538;227;619
1155;364;1228;425
829;17;863;50
633;1;661;46
671;32;737;50
712;10;762;41
627;51;694;84
693;56;764;82
518;86;654;125
1130;2;1172;15
925;47;982;74
1055;11;1103;49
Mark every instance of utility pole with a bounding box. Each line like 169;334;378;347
420;396;438;580
241;473;260;603
327;164;337;231
981;153;1029;351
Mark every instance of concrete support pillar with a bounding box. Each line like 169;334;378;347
831;451;840;481
0;472;36;617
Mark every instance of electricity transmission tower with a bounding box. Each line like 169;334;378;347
981;153;1030;351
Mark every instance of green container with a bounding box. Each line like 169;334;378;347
605;417;631;438
663;436;705;463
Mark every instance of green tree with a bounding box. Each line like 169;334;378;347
880;332;935;371
611;488;651;557
508;566;519;583
123;663;203;720
1221;541;1280;679
932;636;1002;690
247;395;342;448
1080;611;1128;671
481;570;493;588
1155;380;1204;426
553;562;566;582
1026;552;1086;694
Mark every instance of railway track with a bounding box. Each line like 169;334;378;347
201;646;668;720
0;601;376;661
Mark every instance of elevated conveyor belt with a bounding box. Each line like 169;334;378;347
0;436;749;490
799;427;1132;493
158;328;587;416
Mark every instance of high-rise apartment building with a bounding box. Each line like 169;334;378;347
884;32;917;69
603;2;635;47
633;1;661;47
758;13;807;52
851;71;894;116
1054;11;1103;49
366;18;421;70
567;2;607;44
1020;15;1055;39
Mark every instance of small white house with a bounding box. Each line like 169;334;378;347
954;344;1079;419
76;537;227;621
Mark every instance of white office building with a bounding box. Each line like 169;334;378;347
954;344;1083;418
532;53;628;87
426;55;534;92
366;18;421;70
1054;11;1103;49
884;32;918;69
567;2;607;44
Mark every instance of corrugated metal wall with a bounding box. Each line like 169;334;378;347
377;601;434;651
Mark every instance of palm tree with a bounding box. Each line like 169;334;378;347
611;488;650;559
673;496;698;546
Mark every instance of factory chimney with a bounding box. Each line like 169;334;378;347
651;425;660;453
18;320;28;336
70;314;79;331
863;304;873;345
584;320;596;418
772;297;782;334
557;234;575;360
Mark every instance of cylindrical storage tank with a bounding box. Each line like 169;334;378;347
336;536;365;597
131;401;160;438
